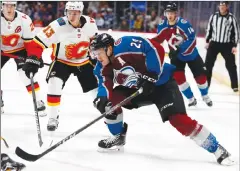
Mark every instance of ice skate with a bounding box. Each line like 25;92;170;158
202;95;213;107
37;100;47;117
233;88;238;93
188;97;197;107
98;122;128;152
1;153;26;171
214;144;236;166
47;116;59;131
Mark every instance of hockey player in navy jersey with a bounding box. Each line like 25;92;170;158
89;33;234;166
153;3;212;107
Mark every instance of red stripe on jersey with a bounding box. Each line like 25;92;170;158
152;27;168;44
148;39;165;66
182;38;196;56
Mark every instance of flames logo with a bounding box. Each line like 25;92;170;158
65;41;90;59
1;34;21;47
113;66;141;88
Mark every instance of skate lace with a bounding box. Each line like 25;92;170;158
103;134;120;144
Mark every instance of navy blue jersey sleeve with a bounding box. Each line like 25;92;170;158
93;61;114;98
177;19;197;56
114;36;146;58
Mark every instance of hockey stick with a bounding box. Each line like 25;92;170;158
1;137;9;148
15;88;143;162
1;52;50;66
30;73;43;147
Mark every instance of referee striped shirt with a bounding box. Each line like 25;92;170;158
206;11;239;46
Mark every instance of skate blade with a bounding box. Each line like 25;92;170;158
38;110;47;117
97;146;124;153
221;157;238;166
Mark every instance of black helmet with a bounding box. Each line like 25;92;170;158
220;1;229;6
90;33;115;51
165;2;178;12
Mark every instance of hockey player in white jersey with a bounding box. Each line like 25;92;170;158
1;1;46;116
22;1;99;131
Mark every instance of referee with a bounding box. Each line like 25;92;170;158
205;1;239;92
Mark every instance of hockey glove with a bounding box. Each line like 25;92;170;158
93;96;113;114
137;72;158;96
22;55;42;78
169;46;180;60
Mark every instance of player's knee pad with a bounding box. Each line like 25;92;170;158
195;75;207;85
48;77;63;95
169;114;199;136
173;71;186;85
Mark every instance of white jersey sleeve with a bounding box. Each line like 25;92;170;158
35;19;61;48
83;15;99;38
21;14;35;40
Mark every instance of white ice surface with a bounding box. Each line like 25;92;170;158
1;55;239;171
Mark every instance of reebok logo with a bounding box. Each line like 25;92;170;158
161;103;173;112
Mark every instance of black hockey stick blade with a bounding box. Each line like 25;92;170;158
15;147;41;162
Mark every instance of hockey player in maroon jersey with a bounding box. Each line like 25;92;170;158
90;33;235;166
1;1;46;116
152;3;212;107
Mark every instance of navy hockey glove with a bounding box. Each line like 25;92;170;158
137;72;158;96
169;46;180;60
22;55;42;78
93;97;113;114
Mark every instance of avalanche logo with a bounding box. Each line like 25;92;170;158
113;66;141;88
114;38;122;46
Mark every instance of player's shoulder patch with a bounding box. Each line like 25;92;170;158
180;18;187;24
56;17;66;26
114;38;122;46
159;19;164;25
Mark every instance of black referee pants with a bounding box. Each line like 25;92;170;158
205;42;238;89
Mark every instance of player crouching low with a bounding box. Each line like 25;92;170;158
90;33;235;166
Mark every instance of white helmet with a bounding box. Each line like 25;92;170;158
2;1;17;6
64;1;84;15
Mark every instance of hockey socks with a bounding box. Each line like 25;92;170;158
173;71;194;99
169;114;219;153
18;69;42;100
195;75;208;96
104;113;124;135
